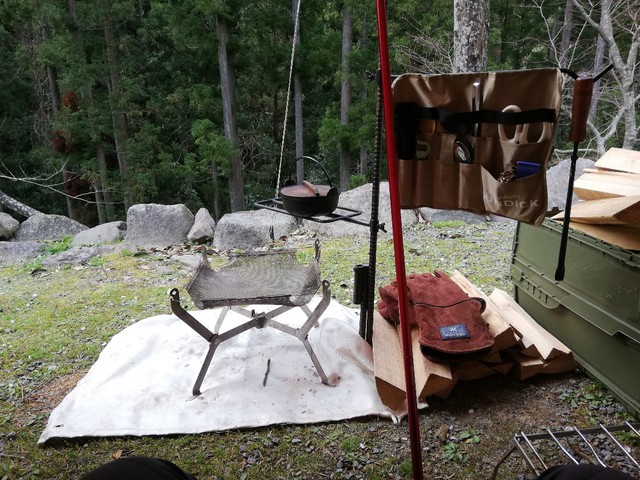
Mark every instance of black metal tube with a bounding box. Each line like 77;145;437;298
361;71;384;345
353;264;369;305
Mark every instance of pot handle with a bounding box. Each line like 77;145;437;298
286;155;334;189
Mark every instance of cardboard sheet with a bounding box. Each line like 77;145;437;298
39;299;398;444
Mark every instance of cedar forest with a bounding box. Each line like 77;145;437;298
0;0;638;227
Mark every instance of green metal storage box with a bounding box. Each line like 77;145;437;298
511;219;640;418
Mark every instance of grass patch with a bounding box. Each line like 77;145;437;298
4;222;619;479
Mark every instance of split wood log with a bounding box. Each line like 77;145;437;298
542;353;577;375
409;327;454;399
551;195;640;227
449;271;519;352
573;170;640;200
372;311;407;412
594;147;640;175
487;361;514;376
510;352;544;381
372;312;454;409
451;360;496;381
489;288;571;361
478;351;503;364
429;378;458;399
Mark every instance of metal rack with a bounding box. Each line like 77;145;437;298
254;198;368;226
492;422;640;479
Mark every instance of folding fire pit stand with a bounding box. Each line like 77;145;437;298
169;239;333;396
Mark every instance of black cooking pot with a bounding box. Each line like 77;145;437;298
279;156;340;217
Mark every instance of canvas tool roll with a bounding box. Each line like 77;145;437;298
378;271;495;361
392;68;563;225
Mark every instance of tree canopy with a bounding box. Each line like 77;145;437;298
0;0;637;225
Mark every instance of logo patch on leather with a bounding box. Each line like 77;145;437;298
439;324;470;340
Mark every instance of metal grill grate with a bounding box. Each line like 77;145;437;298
492;422;640;479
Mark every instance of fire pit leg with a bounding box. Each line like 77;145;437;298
193;339;222;396
169;281;336;395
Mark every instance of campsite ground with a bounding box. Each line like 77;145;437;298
1;221;637;479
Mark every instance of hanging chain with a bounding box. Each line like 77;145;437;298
275;0;302;197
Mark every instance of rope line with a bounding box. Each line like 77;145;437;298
276;0;302;196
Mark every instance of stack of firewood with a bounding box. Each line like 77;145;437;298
373;271;576;411
552;147;640;251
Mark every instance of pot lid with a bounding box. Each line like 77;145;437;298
280;181;337;198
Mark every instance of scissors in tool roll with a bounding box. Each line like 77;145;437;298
498;104;552;144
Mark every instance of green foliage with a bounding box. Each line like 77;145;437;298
42;236;73;255
431;220;467;229
348;174;368;189
560;382;616;411
398;460;413;476
341;435;360;453
459;428;481;444
0;0;636;220
442;441;464;462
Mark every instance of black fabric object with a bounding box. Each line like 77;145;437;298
535;464;635;480
80;456;198;480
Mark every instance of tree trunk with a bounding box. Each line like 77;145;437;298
69;0;113;222
0;189;42;218
358;16;369;178
102;1;131;209
339;6;352;192
573;0;637;153
216;10;245;212
588;8;606;125
42;24;77;221
453;0;489;73
95;142;116;221
211;161;221;221
560;0;574;68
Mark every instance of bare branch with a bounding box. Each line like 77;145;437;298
0;160;118;205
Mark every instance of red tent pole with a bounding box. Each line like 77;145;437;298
374;1;424;479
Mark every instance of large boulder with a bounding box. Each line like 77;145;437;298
12;214;87;242
302;182;418;237
213;210;297;251
546;158;595;210
187;208;216;243
418;208;487;224
41;243;137;266
0;241;43;264
0;213;20;240
125;204;194;248
72;221;127;246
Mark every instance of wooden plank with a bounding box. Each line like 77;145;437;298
372;312;407;411
551;195;640;227
449;271;519;352
373;312;454;408
550;219;640;251
574;170;640;200
489;288;571;361
595;147;640;175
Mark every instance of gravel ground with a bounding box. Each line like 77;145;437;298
2;220;639;479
